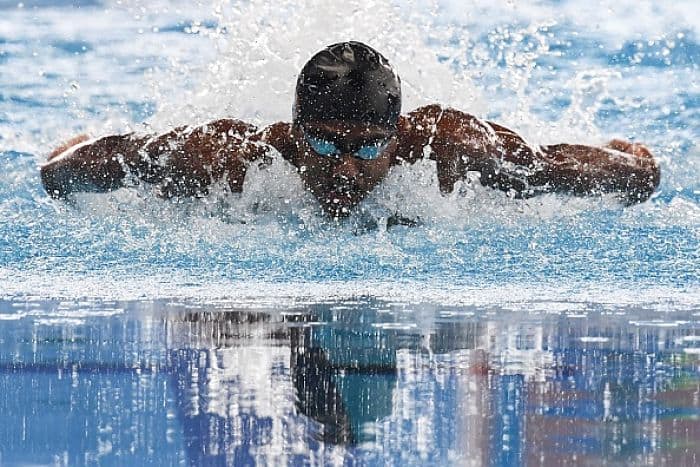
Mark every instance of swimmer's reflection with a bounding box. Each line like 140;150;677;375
169;306;399;449
168;306;700;464
289;309;398;444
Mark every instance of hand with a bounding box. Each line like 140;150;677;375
48;134;91;161
605;139;654;160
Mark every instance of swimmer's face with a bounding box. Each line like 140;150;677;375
294;121;396;219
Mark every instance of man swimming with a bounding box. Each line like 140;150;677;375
41;41;660;219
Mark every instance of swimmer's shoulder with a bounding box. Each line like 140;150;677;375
191;119;297;166
201;118;258;138
395;105;488;165
399;104;485;129
394;105;447;164
195;118;296;158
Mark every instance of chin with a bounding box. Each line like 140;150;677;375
320;197;358;219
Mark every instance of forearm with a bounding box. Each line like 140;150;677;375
41;134;146;198
534;143;661;203
41;119;258;199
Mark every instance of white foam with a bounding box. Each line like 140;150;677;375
2;268;698;308
144;0;486;131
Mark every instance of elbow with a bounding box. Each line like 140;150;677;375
625;158;661;205
40;161;69;199
649;158;661;193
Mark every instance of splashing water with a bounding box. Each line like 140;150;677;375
0;0;698;303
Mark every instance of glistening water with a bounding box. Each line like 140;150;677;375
0;0;698;465
1;299;699;465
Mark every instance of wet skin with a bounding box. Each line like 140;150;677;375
40;105;661;217
291;122;396;218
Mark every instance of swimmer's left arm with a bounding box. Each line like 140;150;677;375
396;105;545;195
535;140;660;204
397;105;660;203
480;121;661;203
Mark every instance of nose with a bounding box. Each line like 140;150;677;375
332;154;360;181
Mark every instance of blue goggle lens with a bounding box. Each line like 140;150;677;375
305;136;339;157
305;135;388;160
354;142;386;160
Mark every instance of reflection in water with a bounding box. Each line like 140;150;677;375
290;309;398;446
0;299;698;465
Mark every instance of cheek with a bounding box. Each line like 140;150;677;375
361;161;391;187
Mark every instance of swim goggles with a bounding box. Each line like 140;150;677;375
303;133;391;161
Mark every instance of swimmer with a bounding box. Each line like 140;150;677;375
41;41;660;218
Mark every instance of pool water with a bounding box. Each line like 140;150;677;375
0;0;699;465
0;299;699;465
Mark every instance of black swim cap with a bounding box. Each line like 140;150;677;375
293;42;402;130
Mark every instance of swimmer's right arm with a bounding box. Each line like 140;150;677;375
40;119;263;199
41;133;146;198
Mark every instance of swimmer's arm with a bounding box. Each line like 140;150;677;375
397;105;660;203
41;119;258;198
396;105;543;194
479;120;661;203
534;140;660;204
41;133;146;199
